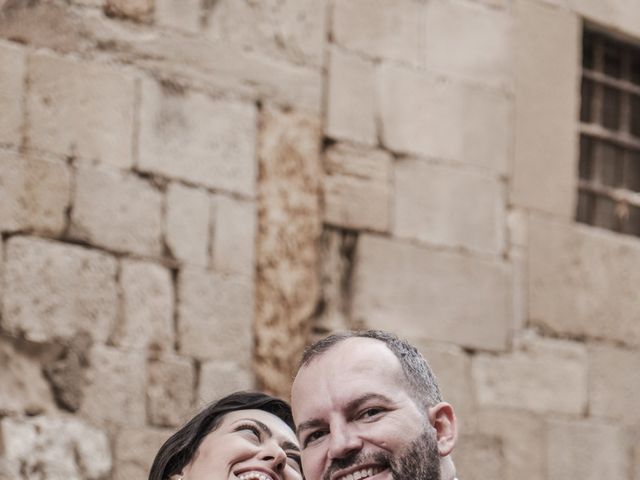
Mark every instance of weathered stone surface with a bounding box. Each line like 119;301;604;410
547;419;629;480
2;236;117;343
147;355;195;427
455;435;504;480
323;143;391;232
71;167;163;256
206;0;327;67
0;152;71;235
528;215;640;346
569;0;640;39
0;42;24;146
0;415;111;479
424;0;511;87
166;182;210;266
177;267;253;363
378;63;511;174
138;79;257;197
198;361;254;405
332;0;425;66
26;53;135;168
106;0;153;22
212;195;256;276
113;427;171;480
589;344;640;425
512;0;579;217
472;335;587;414
256;106;321;396
81;345;146;428
352;234;511;351
155;0;200;32
112;259;174;352
0;338;55;415
326;47;377;146
394;158;505;254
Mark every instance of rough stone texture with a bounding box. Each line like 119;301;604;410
255;106;321;397
166;182;210;266
80;345;146;428
424;0;511;87
71;166;163;256
212;195;256;277
472;335;587;415
177;267;253;363
547;419;629;480
198;361;255;406
323;143;391;232
138;79;257;197
378;63;511;174
2;236;117;343
26;53;135;168
206;0;327;68
352;234;511;351
455;435;504;480
589;344;640;426
113;427;171;480
528;214;640;347
0;153;71;235
332;0;425;66
147;355;195;427
0;338;55;415
394;158;505;254
106;0;153;22
0;415;111;479
0;42;24;146
326;47;377;146
112;259;174;352
155;0;200;33
511;0;579;218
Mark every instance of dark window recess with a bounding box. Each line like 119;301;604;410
577;28;640;238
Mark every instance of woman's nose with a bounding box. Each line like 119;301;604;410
260;443;287;472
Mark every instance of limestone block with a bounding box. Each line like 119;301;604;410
212;195;256;276
26;53;135;168
455;435;504;480
106;0;153;22
113;427;171;480
378;64;511;174
71;166;162;256
352;234;511;351
423;0;511;87
326;47;377;146
332;0;425;66
569;0;640;39
198;361;254;406
589;344;640;425
2;236;117;343
177;267;253;363
0;152;71;235
477;409;545;480
155;0;200;33
80;345;146;428
528;215;640;346
512;0;579;217
0;42;24;146
0;338;55;415
138;79;257;197
0;415;111;479
166;182;210;266
394;159;505;254
472;335;587;414
323;143;392;232
147;355;195;427
547;419;629;480
206;0;326;68
112;259;174;351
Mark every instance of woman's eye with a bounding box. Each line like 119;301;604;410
236;424;261;440
286;455;302;473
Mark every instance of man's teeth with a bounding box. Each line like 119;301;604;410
238;472;273;480
340;466;383;480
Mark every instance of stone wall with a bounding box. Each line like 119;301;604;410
0;1;639;480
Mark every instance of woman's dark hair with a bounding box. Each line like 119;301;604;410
148;391;295;480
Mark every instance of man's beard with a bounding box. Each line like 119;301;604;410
322;427;441;480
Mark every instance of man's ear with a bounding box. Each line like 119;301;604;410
427;402;457;457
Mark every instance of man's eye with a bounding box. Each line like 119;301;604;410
359;407;384;419
303;430;327;448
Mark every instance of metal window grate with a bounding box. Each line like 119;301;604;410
577;27;640;237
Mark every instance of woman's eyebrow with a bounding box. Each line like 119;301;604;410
232;418;300;452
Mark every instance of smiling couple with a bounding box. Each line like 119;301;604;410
149;330;459;480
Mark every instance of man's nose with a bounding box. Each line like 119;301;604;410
327;424;363;460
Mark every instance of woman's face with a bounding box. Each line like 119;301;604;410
179;409;303;480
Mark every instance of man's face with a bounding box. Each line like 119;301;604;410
291;338;441;480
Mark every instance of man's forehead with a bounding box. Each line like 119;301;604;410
300;337;399;371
